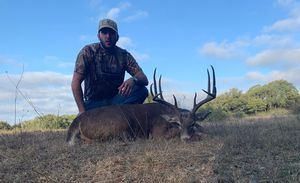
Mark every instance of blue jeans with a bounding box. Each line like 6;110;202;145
84;85;148;110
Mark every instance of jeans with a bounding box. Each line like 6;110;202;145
84;85;148;111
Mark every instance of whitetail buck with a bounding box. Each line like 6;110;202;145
66;66;216;146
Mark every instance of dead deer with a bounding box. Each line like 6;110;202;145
150;66;216;140
66;66;216;145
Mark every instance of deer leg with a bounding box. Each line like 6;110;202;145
80;134;93;144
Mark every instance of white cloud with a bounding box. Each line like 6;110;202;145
263;0;300;32
263;16;300;32
89;0;102;9
245;68;300;85
124;10;148;22
253;34;297;48
245;71;266;81
131;51;149;62
118;2;131;9
42;55;74;69
57;62;74;68
0;72;76;124
117;36;149;62
105;2;131;20
199;40;248;59
277;0;294;6
79;34;89;41
246;48;300;68
106;8;121;20
94;2;147;24
117;36;134;48
276;0;300;16
0;55;24;69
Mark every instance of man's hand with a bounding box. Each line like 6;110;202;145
118;78;135;96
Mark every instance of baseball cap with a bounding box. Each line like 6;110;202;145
98;18;118;33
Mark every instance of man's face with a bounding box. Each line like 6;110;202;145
98;28;118;48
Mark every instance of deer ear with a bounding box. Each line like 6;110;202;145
161;115;182;127
160;114;178;122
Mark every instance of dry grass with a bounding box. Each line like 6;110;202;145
1;116;299;183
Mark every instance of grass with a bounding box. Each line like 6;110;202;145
0;115;299;182
209;115;300;182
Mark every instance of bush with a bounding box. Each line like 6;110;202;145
21;114;76;130
0;121;12;130
206;108;228;122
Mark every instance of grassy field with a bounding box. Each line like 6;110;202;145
0;115;299;182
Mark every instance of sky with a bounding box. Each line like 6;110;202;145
1;0;300;124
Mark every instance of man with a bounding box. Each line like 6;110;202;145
72;18;149;114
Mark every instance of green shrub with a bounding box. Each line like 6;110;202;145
21;114;76;130
0;121;12;130
206;108;228;122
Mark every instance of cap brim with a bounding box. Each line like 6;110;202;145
99;26;117;33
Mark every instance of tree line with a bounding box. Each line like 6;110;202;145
0;79;299;130
0;114;76;130
198;80;300;120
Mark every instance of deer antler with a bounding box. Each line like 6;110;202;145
191;65;217;115
150;68;178;108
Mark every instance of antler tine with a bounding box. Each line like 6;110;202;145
173;95;178;108
192;66;217;115
211;65;217;96
193;92;197;109
153;68;158;96
159;75;164;100
150;83;154;97
207;68;211;93
201;69;211;96
151;68;178;109
152;93;175;108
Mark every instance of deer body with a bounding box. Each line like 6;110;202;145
66;103;180;145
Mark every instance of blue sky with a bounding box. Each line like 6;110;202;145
1;0;300;124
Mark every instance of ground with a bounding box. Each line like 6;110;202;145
1;115;300;182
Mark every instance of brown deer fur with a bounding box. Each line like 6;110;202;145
66;103;181;145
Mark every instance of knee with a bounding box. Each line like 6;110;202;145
140;86;149;98
133;85;149;102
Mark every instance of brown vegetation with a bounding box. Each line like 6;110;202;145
1;115;299;182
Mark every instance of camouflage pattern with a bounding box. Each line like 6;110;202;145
98;18;118;33
74;42;142;101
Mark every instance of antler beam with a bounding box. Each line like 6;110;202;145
191;65;217;115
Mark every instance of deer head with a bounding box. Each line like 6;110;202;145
150;66;217;140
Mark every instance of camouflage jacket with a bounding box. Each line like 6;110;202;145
74;42;142;101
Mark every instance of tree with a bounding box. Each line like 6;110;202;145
245;80;299;110
216;88;247;114
245;96;267;114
